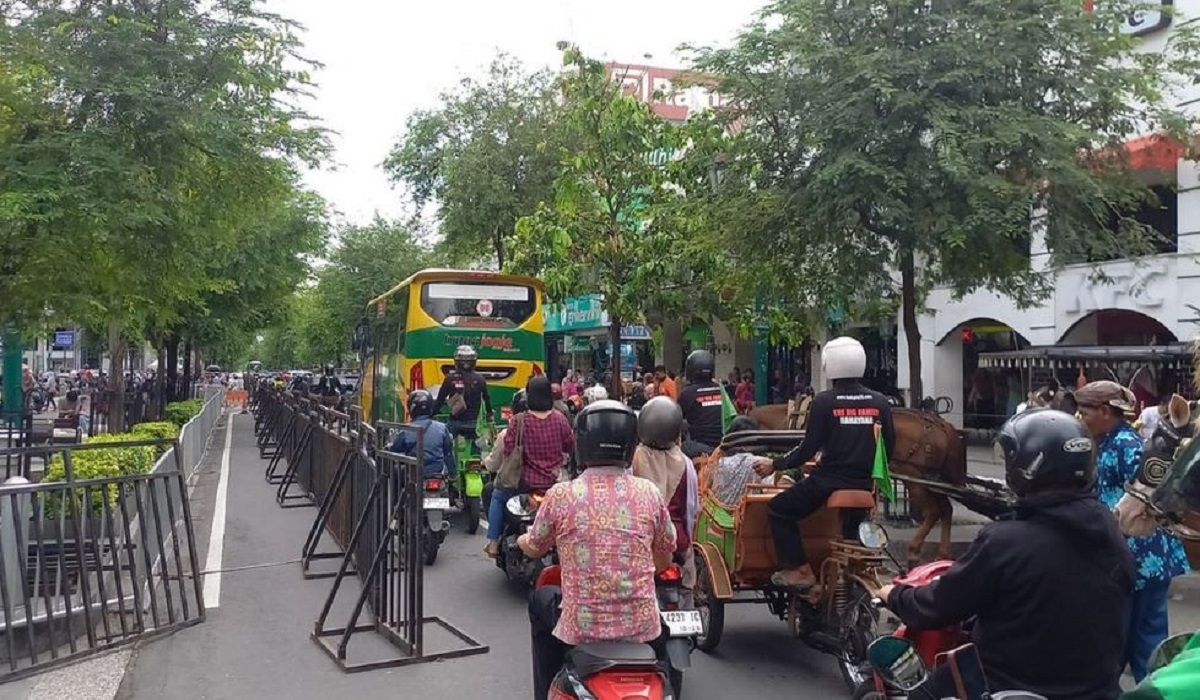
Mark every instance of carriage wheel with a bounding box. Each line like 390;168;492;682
693;548;725;653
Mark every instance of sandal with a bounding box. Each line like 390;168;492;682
483;541;500;558
770;570;816;590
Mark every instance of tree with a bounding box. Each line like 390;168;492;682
507;45;695;396
687;0;1200;400
385;55;563;269
0;0;327;429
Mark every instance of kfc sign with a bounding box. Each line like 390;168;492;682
1083;0;1172;37
606;63;731;122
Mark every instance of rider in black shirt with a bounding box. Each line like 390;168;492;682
677;350;724;452
431;345;494;441
315;364;342;397
753;336;894;590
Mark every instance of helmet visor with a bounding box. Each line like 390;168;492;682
1150;436;1200;520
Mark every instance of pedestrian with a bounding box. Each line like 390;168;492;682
654;365;677;401
1076;380;1189;683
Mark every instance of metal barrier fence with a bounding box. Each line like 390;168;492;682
0;438;205;684
253;390;487;671
169;390;223;479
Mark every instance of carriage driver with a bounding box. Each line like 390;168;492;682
752;336;895;591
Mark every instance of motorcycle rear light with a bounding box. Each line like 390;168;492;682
530;492;546;505
409;363;424;392
424;478;443;491
656;564;682;583
584;671;664;698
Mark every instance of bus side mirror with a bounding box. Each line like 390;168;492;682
352;320;370;352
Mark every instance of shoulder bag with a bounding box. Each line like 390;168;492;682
496;414;525;489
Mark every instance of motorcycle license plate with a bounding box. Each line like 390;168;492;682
661;610;703;637
423;497;450;510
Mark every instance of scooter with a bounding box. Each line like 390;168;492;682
421;472;451;566
853;556;967;698
496;489;557;584
537;564;691;699
864;636;1047;700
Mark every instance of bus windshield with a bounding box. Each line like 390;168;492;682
420;281;535;329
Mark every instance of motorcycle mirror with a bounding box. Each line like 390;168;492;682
1148;632;1194;674
866;636;927;691
858;521;889;549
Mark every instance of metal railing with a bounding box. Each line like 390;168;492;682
0;438;205;684
252;390;487;671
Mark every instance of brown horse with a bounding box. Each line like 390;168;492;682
749;403;966;564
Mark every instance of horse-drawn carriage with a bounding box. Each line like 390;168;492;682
690;430;890;691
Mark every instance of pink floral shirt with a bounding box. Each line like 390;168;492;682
526;467;676;645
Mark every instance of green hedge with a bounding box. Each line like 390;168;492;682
165;398;205;427
43;432;161;516
130;421;180;457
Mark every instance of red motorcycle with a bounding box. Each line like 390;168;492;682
854;559;967;699
536;564;690;699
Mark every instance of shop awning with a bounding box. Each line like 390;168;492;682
978;343;1194;370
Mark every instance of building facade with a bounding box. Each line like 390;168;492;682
898;0;1200;428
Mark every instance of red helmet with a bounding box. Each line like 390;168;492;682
551;383;563;399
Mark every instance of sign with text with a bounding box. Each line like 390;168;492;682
53;330;75;349
1084;0;1173;37
606;63;732;122
544;295;609;333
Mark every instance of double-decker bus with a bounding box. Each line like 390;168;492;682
359;269;546;423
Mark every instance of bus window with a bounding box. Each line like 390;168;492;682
420;281;535;329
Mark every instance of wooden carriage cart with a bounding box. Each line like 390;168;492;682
690;430;890;691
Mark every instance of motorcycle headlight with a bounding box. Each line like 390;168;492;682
506;495;532;517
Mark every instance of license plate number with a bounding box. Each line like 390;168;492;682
661;610;703;637
423;497;450;510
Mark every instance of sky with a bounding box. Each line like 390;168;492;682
264;0;768;227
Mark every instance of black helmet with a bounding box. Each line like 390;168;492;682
995;408;1095;498
454;345;477;372
638;396;682;449
407;389;434;419
325;363;335;375
685;350;715;383
511;389;528;414
575;399;637;469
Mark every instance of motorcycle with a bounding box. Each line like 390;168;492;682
421;472;451;565
496;489;557;584
864;636;1047;700
853;554;967;699
536;564;693;699
451;411;504;536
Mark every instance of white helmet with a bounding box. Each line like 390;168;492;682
822;336;867;381
583;384;609;404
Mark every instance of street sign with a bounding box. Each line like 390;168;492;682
53;330;75;349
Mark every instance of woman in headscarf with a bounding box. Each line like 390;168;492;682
632;396;698;602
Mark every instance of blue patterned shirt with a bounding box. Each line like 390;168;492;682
1094;422;1190;590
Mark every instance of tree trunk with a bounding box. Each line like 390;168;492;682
155;340;166;420
900;249;923;407
609;318;623;399
493;226;505;270
164;334;179;403
181;339;193;399
107;320;126;433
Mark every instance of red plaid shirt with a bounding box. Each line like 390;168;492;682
504;411;574;488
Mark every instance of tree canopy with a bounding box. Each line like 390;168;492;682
385;55;563;269
685;0;1200;399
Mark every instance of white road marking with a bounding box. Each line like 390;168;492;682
203;415;234;609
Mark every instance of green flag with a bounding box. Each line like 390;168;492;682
873;425;894;504
720;385;739;434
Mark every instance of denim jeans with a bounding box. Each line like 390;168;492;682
1126;579;1171;683
487;486;515;541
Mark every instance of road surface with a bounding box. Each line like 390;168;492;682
115;413;853;699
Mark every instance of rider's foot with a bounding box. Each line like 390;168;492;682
770;565;817;590
484;540;500;558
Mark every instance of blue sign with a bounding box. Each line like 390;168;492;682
53;331;75;349
620;325;651;340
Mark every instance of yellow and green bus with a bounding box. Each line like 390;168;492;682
359;269;546;423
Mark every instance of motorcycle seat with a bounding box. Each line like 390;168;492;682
568;642;659;677
825;490;875;510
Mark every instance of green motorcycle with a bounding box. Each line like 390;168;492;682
452;410;508;535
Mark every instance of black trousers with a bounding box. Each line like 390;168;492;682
767;473;869;568
529;586;669;700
